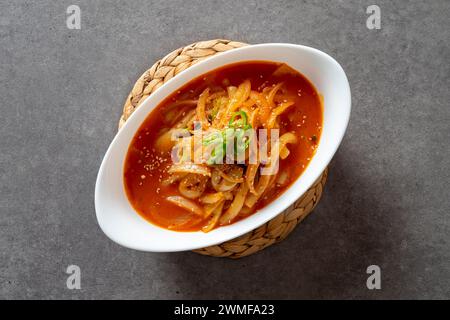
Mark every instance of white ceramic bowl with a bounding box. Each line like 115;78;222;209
95;43;351;252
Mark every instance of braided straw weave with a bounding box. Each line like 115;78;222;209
118;39;328;258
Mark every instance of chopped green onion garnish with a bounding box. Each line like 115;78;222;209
229;111;248;128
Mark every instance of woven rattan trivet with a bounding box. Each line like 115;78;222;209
118;39;328;258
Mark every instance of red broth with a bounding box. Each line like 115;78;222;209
124;61;322;232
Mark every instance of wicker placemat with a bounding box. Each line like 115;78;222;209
118;39;328;258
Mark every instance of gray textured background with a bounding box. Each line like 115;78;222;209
1;0;449;299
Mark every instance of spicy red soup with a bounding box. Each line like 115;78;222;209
124;61;322;232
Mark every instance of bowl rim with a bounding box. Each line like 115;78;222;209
95;43;351;252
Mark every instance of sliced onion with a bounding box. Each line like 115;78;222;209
196;88;210;129
279;146;290;159
267;101;294;129
276;170;289;186
245;163;259;194
168;163;211;177
244;175;272;208
202;201;225;233
155;129;177;153
161;172;187;186
279;132;298;146
203;200;223;218
211;169;237;192
166;196;204;216
174;109;196;128
179;174;207;199
199;192;224;204
167;214;201;230
217;165;244;183
219;182;249;225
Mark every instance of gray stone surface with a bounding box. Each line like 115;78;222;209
0;0;449;299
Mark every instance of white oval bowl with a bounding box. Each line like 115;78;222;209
95;43;351;252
